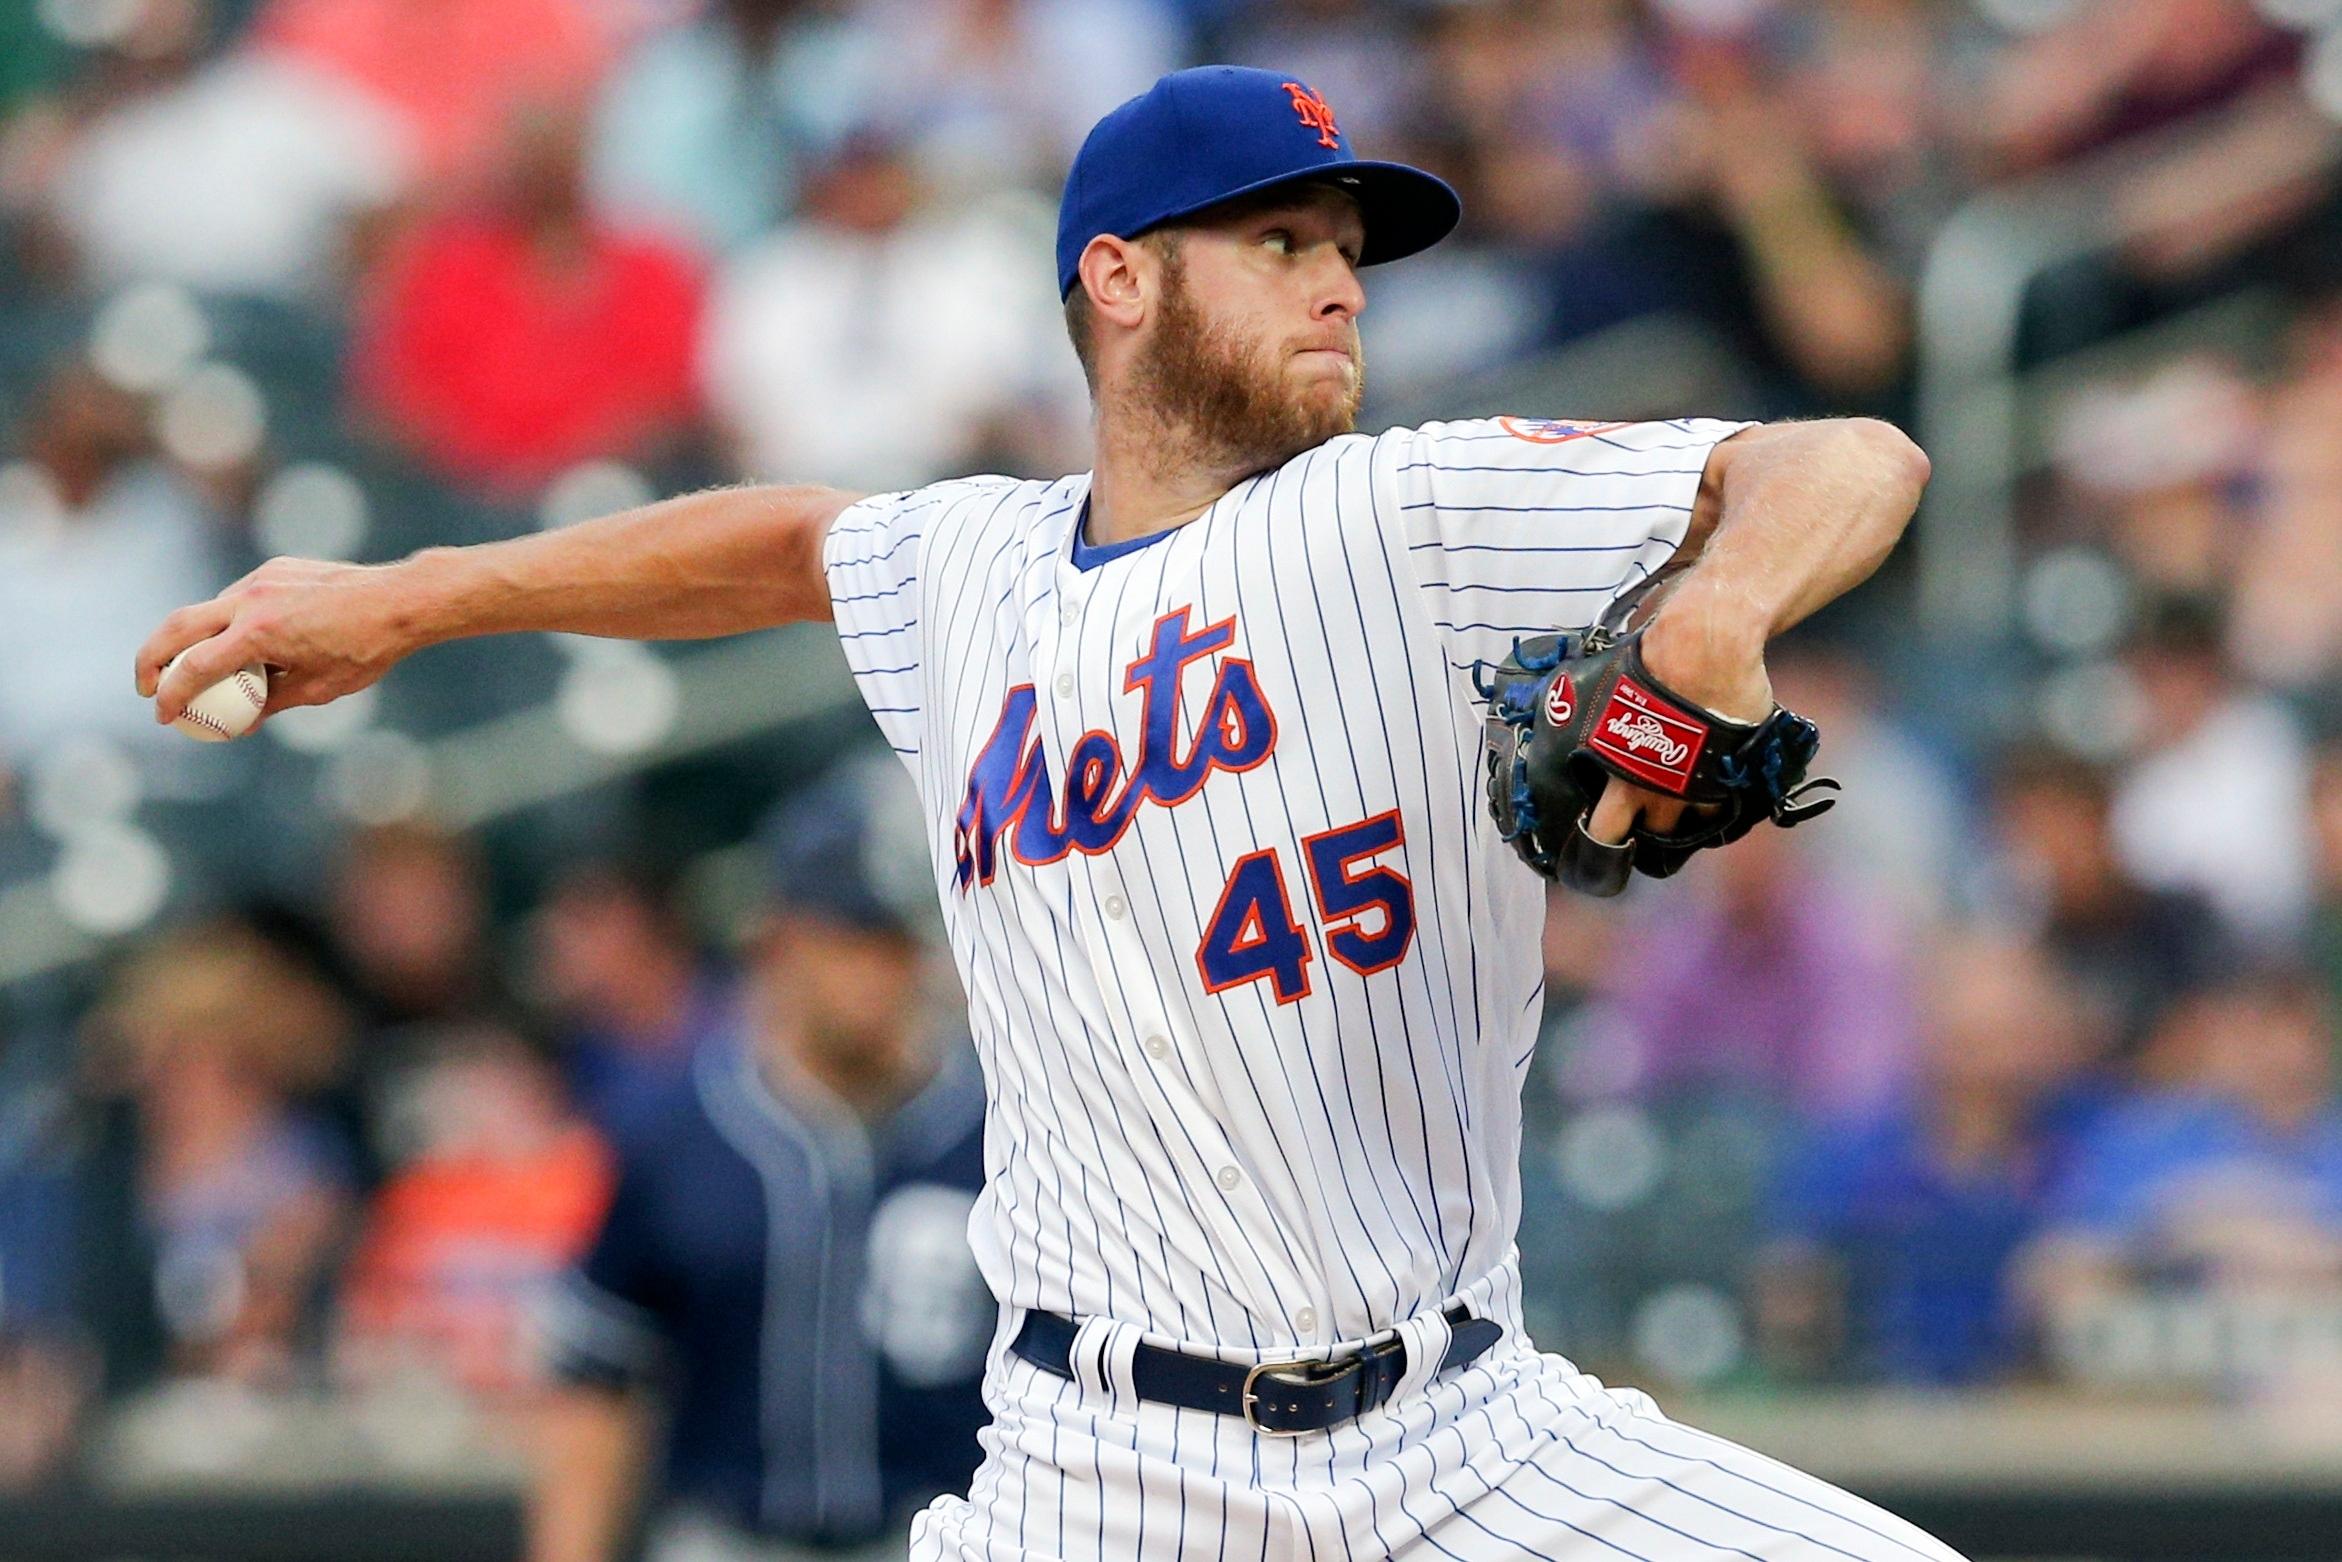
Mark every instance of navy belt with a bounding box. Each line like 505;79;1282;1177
1009;1303;1504;1436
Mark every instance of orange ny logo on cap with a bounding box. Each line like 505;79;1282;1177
1280;82;1339;149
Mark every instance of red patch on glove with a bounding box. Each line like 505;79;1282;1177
1587;676;1707;794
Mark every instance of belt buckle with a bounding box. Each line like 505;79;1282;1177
1240;1358;1329;1437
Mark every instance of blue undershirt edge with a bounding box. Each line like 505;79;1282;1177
1069;497;1184;571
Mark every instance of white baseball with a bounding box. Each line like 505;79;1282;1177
163;652;269;742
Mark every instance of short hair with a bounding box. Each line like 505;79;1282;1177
1992;741;2113;809
1061;230;1181;392
1064;286;1099;389
96;919;352;1094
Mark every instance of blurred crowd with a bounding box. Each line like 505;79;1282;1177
6;0;2342;1532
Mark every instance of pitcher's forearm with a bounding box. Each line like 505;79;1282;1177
1629;419;1927;725
141;482;861;720
401;483;859;649
1660;420;1927;654
525;1386;654;1562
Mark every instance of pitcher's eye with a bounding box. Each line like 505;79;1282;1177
1261;229;1294;254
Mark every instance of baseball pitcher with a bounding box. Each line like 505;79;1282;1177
144;67;1954;1562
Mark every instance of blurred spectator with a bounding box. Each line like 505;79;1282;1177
850;0;1186;194
22;0;409;299
75;920;354;1390
1978;1;2332;292
0;3;73;118
336;1024;612;1402
530;759;987;1562
1591;812;1919;1123
1769;641;1965;925
0;361;229;769
0;1046;93;1489
698;133;1080;490
1222;0;1426;150
329;821;505;1035
1977;0;2302;178
1357;0;1678;393
1989;746;2228;1058
1387;0;1914;412
349;102;706;496
255;0;615;184
0;0;198;290
2049;356;2258;598
2023;970;2342;1361
1430;0;1673;213
0;1332;88;1490
2313;741;2342;1044
1348;148;1551;408
2232;298;2342;689
1626;34;1913;406
1759;931;2092;1384
588;0;852;256
2109;596;2315;948
1763;0;1963;277
528;862;735;1148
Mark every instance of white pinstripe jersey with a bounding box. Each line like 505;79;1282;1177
822;416;1749;1357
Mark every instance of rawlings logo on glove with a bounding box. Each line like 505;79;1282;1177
1592;684;1703;781
1475;592;1840;898
1604;714;1691;767
1543;675;1575;726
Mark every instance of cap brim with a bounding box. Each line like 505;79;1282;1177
1142;160;1461;270
1318;162;1464;268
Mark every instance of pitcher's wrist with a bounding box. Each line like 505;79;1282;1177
391;545;498;650
1638;580;1771;722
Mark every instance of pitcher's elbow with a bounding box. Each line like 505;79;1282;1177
1848;418;1931;503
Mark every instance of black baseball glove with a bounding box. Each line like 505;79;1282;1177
1476;592;1840;897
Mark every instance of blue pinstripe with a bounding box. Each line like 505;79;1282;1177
1398;500;1681;514
1308;448;1485;1289
1397;462;1707;478
1406;539;1647;553
1225;467;1417;1319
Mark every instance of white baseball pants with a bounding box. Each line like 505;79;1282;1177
912;1261;1967;1562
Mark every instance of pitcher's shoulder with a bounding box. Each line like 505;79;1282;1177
841;472;1051;524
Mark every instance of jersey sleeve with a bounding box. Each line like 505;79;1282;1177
541;1156;672;1391
823;488;933;759
1373;416;1754;688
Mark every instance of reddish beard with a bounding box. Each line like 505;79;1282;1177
1128;247;1363;474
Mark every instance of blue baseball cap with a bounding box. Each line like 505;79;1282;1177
1056;66;1461;298
760;757;936;940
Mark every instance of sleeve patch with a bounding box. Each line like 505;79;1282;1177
1497;417;1630;445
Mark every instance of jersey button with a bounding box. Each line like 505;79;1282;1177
1143;1034;1169;1059
1060;598;1080;625
1216;1166;1242;1191
1294;1308;1317;1334
1055;673;1076;698
1104;894;1126;920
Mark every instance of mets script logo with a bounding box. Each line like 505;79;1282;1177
1281;82;1340;149
953;608;1276;889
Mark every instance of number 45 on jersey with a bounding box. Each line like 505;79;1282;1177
1197;810;1415;1004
